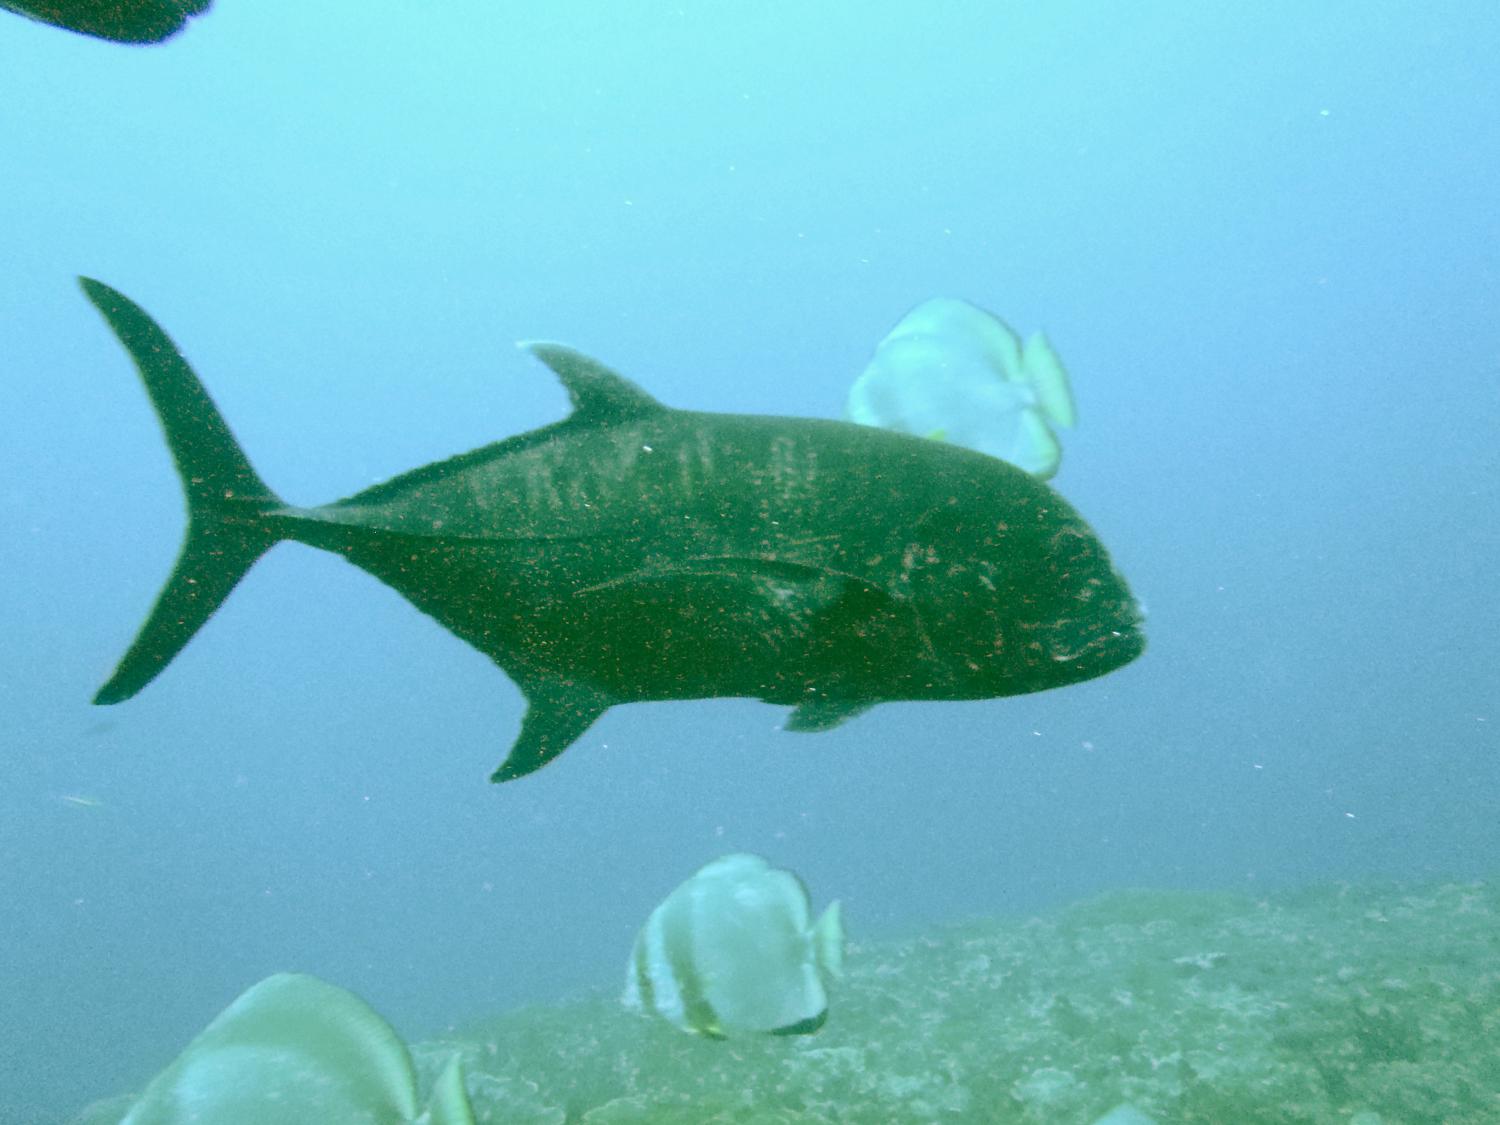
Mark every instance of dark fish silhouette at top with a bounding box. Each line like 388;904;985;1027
82;278;1145;783
1;0;208;42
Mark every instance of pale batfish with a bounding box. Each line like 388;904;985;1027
82;278;1143;783
0;0;209;42
847;297;1076;479
624;853;844;1038
116;973;474;1124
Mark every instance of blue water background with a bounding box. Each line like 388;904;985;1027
2;2;1497;1121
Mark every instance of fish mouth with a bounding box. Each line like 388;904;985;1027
1099;617;1147;667
1043;600;1146;673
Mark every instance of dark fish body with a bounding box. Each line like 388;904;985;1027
81;278;1144;782
0;0;209;42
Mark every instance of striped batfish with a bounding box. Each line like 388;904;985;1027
848;296;1076;479
625;853;844;1038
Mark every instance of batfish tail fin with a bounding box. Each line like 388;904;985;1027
812;899;845;978
1019;330;1076;428
81;277;285;705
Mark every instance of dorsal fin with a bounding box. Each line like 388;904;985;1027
519;341;667;426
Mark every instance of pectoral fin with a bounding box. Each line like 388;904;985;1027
576;555;850;598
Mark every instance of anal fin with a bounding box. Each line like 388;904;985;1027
491;681;611;783
784;698;874;733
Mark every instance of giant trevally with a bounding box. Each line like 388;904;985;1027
81;277;1144;783
0;0;209;42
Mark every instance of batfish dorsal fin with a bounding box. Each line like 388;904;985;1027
519;341;667;427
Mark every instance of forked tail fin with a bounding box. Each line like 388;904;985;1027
81;277;285;704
